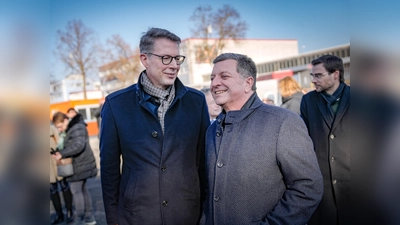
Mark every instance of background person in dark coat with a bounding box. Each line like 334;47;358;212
67;107;78;119
93;99;104;138
200;53;323;225
278;76;303;115
100;28;210;225
301;54;350;225
52;112;98;225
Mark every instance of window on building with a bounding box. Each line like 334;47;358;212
89;107;99;120
77;109;87;120
75;104;101;122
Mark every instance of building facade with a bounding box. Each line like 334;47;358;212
50;74;102;104
179;38;299;89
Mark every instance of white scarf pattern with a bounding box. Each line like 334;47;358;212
141;72;175;134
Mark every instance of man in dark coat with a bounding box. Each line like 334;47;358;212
200;53;323;225
100;28;210;225
301;54;350;225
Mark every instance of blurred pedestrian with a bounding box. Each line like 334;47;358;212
201;88;222;122
262;93;275;105
67;108;78;119
52;112;98;225
100;27;210;225
93;99;104;138
201;53;323;225
50;123;74;224
278;76;303;115
301;54;350;225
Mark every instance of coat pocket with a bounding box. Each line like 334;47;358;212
123;169;138;212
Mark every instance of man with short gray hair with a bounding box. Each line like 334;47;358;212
201;53;323;225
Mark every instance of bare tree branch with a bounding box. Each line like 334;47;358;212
56;20;98;99
190;5;248;64
99;34;142;88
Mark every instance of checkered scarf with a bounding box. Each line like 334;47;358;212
141;72;175;134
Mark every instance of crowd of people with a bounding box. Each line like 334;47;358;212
50;109;98;225
51;27;353;225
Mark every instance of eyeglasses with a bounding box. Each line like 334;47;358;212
144;52;186;65
310;72;330;79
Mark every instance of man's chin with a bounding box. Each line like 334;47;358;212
164;79;176;86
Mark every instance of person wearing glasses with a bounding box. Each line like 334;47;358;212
100;27;210;225
300;55;350;225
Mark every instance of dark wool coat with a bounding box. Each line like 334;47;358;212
100;76;210;225
60;114;97;182
300;84;350;225
280;91;303;115
201;96;323;225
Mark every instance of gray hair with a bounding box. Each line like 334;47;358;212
213;53;257;91
139;27;181;53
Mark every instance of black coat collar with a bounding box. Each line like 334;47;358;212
67;114;85;132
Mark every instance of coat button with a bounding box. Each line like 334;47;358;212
331;157;335;162
152;131;158;137
216;132;221;137
217;119;221;123
161;166;167;171
332;179;337;184
330;134;335;139
162;200;168;206
217;161;224;168
213;196;220;202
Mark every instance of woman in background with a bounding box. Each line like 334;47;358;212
278;76;304;115
50;123;74;224
52;112;97;225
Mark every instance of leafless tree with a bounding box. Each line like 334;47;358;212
56;20;98;99
190;5;248;64
98;34;142;90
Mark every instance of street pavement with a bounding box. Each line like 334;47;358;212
50;136;106;225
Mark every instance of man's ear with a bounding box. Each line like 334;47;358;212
245;77;254;93
334;70;340;80
140;54;148;69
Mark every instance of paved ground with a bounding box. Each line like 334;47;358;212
50;136;106;225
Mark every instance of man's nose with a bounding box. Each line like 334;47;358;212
311;76;318;83
211;77;221;87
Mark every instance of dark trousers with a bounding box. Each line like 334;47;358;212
69;179;93;220
50;179;73;215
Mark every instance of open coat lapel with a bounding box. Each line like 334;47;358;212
332;85;350;131
316;94;333;130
